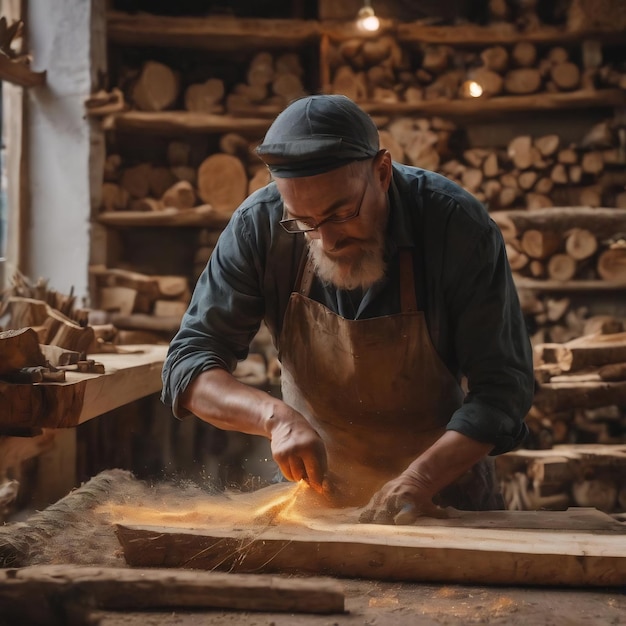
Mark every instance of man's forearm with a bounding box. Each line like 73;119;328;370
179;368;278;438
404;430;494;498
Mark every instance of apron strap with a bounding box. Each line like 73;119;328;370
399;248;417;313
295;248;315;296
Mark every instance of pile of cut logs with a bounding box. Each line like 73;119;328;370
329;36;626;103
380;116;626;210
101;133;270;220
495;218;626;284
495;444;626;513
89;266;192;341
525;326;626;449
122;52;308;117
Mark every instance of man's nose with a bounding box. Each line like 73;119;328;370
312;223;341;250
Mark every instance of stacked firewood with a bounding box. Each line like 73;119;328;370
495;444;626;513
101;133;270;220
379;115;626;210
89;266;191;341
496;221;626;283
524;326;626;450
120;52;308;117
329;35;626;103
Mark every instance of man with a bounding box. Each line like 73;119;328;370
162;94;534;524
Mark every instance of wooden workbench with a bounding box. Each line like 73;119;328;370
0;344;168;432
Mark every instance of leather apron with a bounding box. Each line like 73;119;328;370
278;249;503;509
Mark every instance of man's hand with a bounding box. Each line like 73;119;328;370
358;468;447;525
268;406;328;494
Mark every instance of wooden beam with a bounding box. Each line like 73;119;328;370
116;507;626;587
0;565;345;622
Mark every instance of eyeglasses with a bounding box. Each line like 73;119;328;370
279;182;368;234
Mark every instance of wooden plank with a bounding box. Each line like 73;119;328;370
116;511;626;587
97;207;231;229
0;565;345;621
359;89;626;118
0;345;167;430
514;277;626;292
395;22;626;45
102;110;272;135
107;12;320;51
534;380;626;412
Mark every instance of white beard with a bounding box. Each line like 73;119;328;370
307;236;387;291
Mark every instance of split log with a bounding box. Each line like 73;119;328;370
547;254;577;281
98;286;137;316
599;362;626;382
503;68;542;94
120;163;152;199
520;230;561;260
153;300;188;320
596;248;626;282
103;155;121;182
550;62;580;91
100;183;129;212
155;276;188;299
564;228;598;261
130;61;180;112
184;78;224;113
147;166;177;199
197;154;248;214
541;336;626;372
512;42;537;68
535;134;560;158
508;136;536;170
0;328;46;376
161;181;196;211
480;46;508;72
39;345;80;367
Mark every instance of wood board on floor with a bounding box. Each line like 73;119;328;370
116;506;626;587
0;564;345;625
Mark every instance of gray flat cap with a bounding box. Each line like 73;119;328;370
256;95;380;178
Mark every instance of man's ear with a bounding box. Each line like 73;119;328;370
375;149;393;191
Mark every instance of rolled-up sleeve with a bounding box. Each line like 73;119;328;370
161;208;266;418
444;218;534;454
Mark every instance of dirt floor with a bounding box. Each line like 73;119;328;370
2;469;625;626
90;581;626;626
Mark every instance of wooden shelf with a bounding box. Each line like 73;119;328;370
97;208;231;229
395;22;626;46
102;111;272;135
0;345;168;431
359;89;626;118
107;11;320;51
514;277;626;292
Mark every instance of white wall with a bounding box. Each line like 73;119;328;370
25;0;104;301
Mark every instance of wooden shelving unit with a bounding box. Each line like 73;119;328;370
97;207;230;229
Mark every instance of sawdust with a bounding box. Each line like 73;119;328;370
19;470;358;569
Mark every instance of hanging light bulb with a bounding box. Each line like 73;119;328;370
356;0;380;32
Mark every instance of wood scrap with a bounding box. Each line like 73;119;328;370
0;565;344;623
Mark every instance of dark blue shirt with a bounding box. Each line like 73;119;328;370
162;163;534;455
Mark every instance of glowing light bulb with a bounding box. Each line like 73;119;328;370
463;80;483;98
357;6;380;32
